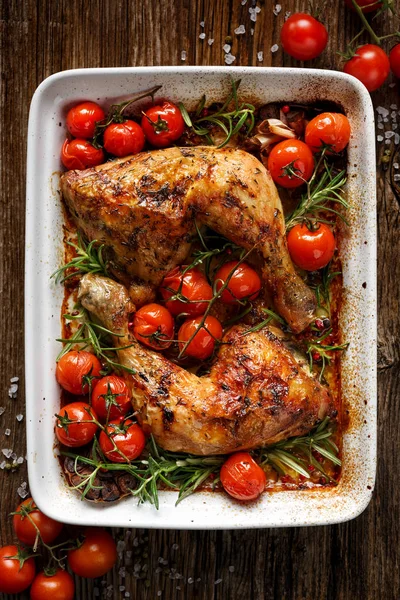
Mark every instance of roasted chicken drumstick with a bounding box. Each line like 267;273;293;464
79;274;332;456
61;146;316;332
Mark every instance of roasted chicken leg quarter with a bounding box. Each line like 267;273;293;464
61;146;316;332
78;274;333;455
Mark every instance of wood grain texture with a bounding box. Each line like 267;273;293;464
0;1;399;598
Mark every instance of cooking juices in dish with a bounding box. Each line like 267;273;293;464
53;81;349;506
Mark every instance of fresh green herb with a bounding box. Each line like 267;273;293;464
51;233;109;283
241;307;286;336
179;78;256;148
305;329;349;381
310;263;341;316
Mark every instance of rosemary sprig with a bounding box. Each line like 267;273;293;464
285;153;348;231
241;307;286;336
51;233;109;283
179;79;256;148
310;263;341;317
305;329;349;381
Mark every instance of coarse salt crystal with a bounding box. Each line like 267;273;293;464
199;33;206;39
271;44;279;53
257;51;263;62
181;50;186;61
2;448;12;458
390;104;398;109
8;384;18;397
394;173;400;181
157;592;162;598
11;452;17;461
17;486;29;499
385;139;391;144
394;162;399;169
0;461;6;469
16;414;24;422
208;38;214;45
273;4;282;15
377;135;384;142
250;28;254;35
5;429;10;436
188;577;194;584
215;578;223;584
223;44;231;53
389;83;396;88
17;457;24;464
229;565;235;572
235;25;246;34
241;0;247;4
285;11;291;20
119;586;125;592
376;106;389;117
10;377;19;383
200;21;205;27
395;133;400;144
385;131;395;138
377;122;384;129
196;578;201;582
391;111;397;118
225;53;236;65
384;118;389;123
172;543;179;550
0;407;5;416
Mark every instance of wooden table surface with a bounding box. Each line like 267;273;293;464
1;1;399;599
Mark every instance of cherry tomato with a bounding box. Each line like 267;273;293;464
178;315;223;360
214;261;261;304
61;139;105;170
267;139;314;188
389;44;400;78
160;266;213;316
344;0;382;13
30;569;75;600
68;528;117;578
220;452;266;501
281;13;328;61
287;223;336;271
343;44;390;92
55;402;98;448
91;375;131;422
305;112;351;154
99;419;146;462
0;545;36;594
103;120;145;157
141;101;185;148
13;498;63;546
132;303;174;350
66;101;105;139
56;350;102;395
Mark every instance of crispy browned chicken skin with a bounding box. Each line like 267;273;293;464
61;146;316;332
79;274;332;455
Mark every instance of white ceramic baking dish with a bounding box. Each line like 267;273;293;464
25;67;376;529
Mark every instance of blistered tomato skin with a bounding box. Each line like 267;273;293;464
103;120;145;157
132;303;174;349
220;452;266;501
55;402;98;448
99;419;146;462
66;101;105;139
214;261;262;304
305;113;351;154
141;101;185;148
178;316;223;360
287;223;336;271
267;139;314;188
160;266;213;317
91;375;132;422
61;139;105;170
56;350;102;395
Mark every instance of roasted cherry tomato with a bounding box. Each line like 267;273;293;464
141;101;185;148
343;44;390;92
0;545;36;594
68;528;117;578
214;261;261;304
99;419;146;462
287;223;336;271
389;44;400;78
66;101;105;139
56;350;102;395
220;452;266;501
267;139;314;188
13;498;63;546
61;139;105;170
103;120;145;157
160;266;213;316
305;112;351;154
132;303;174;350
91;375;131;422
344;0;382;13
178;315;223;360
55;402;98;448
30;568;75;600
280;13;328;61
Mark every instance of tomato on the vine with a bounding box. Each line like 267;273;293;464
141;101;185;148
132;303;174;349
389;44;400;78
267;139;314;188
343;44;390;92
103;120;145;157
66;101;105;139
30;568;75;600
214;261;262;304
160;266;213;316
220;452;266;501
305;112;351;154
68;528;117;578
178;315;223;360
61;139;105;170
55;402;98;448
0;545;36;594
344;0;382;13
13;497;63;546
99;419;146;462
91;375;132;422
280;13;328;61
287;223;336;271
56;350;102;395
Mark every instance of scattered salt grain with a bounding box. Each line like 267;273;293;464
16;414;24;422
8;383;18;398
200;21;205;27
117;540;125;557
215;578;223;585
394;163;399;169
157;592;162;597
377;135;384;142
225;53;236;65
385;131;395;139
119;586;125;592
235;25;246;35
229;566;235;572
250;28;254;35
390;104;398;110
249;5;261;22
199;33;206;40
158;557;164;564
385;139;391;144
181;50;186;61
394;174;400;181
17;457;24;464
172;543;179;550
0;461;6;469
2;448;12;458
389;82;396;88
376;106;389;118
273;4;282;15
384;118;389;123
377;122;384;129
285;11;291;20
5;429;10;436
391;111;397;119
0;407;4;416
208;38;214;45
395;133;400;145
241;0;247;4
271;44;279;53
257;51;263;62
11;452;17;461
223;44;231;53
188;577;194;584
10;377;19;383
17;482;29;498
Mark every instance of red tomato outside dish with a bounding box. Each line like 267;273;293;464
281;13;328;61
30;569;75;600
343;44;390;92
68;528;117;578
0;545;36;594
13;497;63;546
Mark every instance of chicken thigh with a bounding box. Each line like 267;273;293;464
61;146;316;333
79;274;333;455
